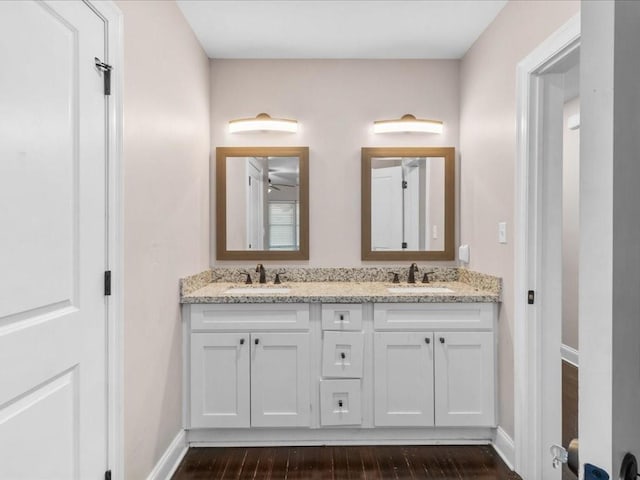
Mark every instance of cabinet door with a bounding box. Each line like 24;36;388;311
374;332;434;426
190;333;250;428
250;332;310;427
434;331;495;426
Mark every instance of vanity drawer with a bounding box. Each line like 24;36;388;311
320;379;362;426
321;304;362;331
374;303;495;331
321;331;364;378
190;304;309;331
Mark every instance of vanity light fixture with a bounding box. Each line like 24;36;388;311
229;113;298;133
373;114;443;134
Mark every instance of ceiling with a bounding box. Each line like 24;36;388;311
176;0;507;59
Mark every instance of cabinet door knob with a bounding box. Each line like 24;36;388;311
240;338;245;345
439;337;445;344
340;352;346;359
425;337;430;344
338;400;343;408
255;338;260;345
339;314;344;321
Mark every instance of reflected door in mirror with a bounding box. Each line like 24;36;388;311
362;147;454;261
371;157;445;252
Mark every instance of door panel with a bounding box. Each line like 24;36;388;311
374;332;434;427
371;166;403;250
0;1;108;478
251;332;310;427
0;369;77;480
434;332;495;426
191;333;250;428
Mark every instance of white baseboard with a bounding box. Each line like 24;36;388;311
492;427;515;471
561;344;579;367
187;426;493;445
146;430;188;480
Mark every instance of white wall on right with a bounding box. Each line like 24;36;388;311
580;0;640;473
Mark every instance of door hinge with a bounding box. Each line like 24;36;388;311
402;180;408;189
104;270;112;296
105;470;112;480
401;242;408;249
95;57;113;96
527;290;535;305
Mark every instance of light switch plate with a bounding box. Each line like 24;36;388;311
498;222;507;244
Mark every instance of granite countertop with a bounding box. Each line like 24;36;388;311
181;280;500;304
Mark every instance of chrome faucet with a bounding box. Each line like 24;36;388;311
408;263;419;284
255;264;266;284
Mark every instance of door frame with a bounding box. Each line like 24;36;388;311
79;1;124;478
514;14;580;479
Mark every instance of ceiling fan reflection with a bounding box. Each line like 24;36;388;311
268;178;297;192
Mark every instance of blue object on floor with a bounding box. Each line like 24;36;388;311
585;463;609;480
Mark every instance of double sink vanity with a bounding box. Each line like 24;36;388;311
180;266;501;446
180;145;502;446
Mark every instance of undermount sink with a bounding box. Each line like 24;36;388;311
387;286;454;294
224;287;291;294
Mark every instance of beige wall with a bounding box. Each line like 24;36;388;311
210;59;460;266
116;1;210;478
459;0;580;438
562;97;580;351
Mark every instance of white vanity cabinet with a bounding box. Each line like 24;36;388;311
188;304;311;429
374;332;435;426
190;332;250;428
250;332;310;427
184;300;498;444
373;303;497;428
433;331;495;426
319;304;365;427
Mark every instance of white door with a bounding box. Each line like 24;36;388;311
371;166;403;250
190;333;250;428
374;332;434;427
434;332;495;426
250;332;310;427
403;164;420;250
0;2;108;478
247;159;264;250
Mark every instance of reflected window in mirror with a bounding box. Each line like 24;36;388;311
216;147;309;260
362;147;455;261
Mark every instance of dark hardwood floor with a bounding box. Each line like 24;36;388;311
172;445;522;479
562;360;579;480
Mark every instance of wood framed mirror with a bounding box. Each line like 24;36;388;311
216;146;309;260
361;147;455;261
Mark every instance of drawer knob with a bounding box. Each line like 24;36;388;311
255;338;260;345
425;337;430;344
240;338;245;345
338;400;343;408
440;337;445;344
340;352;346;360
339;314;344;321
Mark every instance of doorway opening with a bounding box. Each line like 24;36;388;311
514;14;580;480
